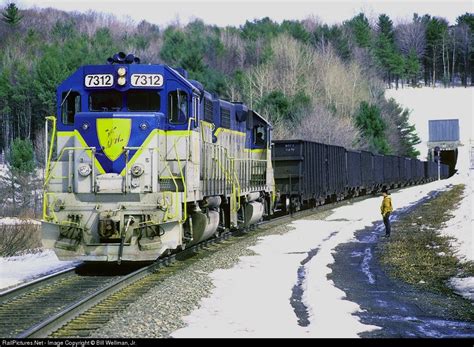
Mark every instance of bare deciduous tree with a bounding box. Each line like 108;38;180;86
290;104;361;149
395;21;426;58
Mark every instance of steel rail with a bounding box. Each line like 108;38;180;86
0;267;77;304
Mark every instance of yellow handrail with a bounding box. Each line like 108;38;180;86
44;116;56;180
43;146;95;187
173;139;187;223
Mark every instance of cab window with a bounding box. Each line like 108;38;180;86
254;126;266;146
61;91;81;125
127;90;160;111
168;90;188;124
89;90;122;112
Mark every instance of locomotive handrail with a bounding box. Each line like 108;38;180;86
43;146;96;187
44;116;57;181
213;145;240;213
173;139;187;223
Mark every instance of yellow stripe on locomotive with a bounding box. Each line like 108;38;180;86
41;52;274;263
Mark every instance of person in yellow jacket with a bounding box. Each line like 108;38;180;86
381;188;393;237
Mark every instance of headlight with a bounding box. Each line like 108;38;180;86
131;164;144;177
78;164;92;177
118;76;126;86
117;67;126;76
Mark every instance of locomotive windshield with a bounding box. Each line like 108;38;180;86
168;90;188;124
89;90;122;111
61;91;80;125
127;90;160;111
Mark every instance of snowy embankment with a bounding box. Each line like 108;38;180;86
0;217;40;226
386;87;473;301
172;178;457;338
0;217;77;292
0;162;74;291
172;88;473;337
0;250;77;291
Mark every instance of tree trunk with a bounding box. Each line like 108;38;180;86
442;38;446;86
451;32;456;86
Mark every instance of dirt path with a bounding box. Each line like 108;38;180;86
330;191;474;338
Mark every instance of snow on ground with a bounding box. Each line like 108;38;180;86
0;217;41;225
0;250;78;292
438;173;473;262
171;88;473;338
387;87;473;301
172;178;456;338
450;277;474;301
385;87;473;173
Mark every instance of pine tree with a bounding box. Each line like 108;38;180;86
9;138;35;174
347;13;372;48
377;14;394;43
396;106;421;157
388;51;405;89
405;49;421;86
355;102;390;154
1;3;23;26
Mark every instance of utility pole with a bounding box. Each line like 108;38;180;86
435;146;441;180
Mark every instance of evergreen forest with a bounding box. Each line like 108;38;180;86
0;3;472;165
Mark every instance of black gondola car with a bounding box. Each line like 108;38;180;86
360;151;374;192
383;155;393;185
425;161;438;181
383;155;400;187
272;140;327;209
392;156;400;185
327;144;347;200
272;138;449;213
346;150;362;194
373;153;384;188
403;157;412;185
414;159;425;183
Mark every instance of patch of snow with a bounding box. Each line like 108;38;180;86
438;174;473;262
172;177;456;338
385;88;473;174
449;277;474;301
361;248;375;284
0;217;41;225
387;87;473;304
0;249;78;291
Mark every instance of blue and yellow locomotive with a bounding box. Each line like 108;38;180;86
42;52;274;263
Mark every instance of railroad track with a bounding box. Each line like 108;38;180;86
0;266;121;338
1;193;376;338
0;232;234;338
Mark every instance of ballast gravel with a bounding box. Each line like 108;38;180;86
91;209;331;338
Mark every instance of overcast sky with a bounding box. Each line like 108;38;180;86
16;0;473;27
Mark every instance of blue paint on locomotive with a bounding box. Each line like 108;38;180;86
56;61;271;175
56;64;197;132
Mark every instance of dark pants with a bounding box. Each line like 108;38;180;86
383;213;391;236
